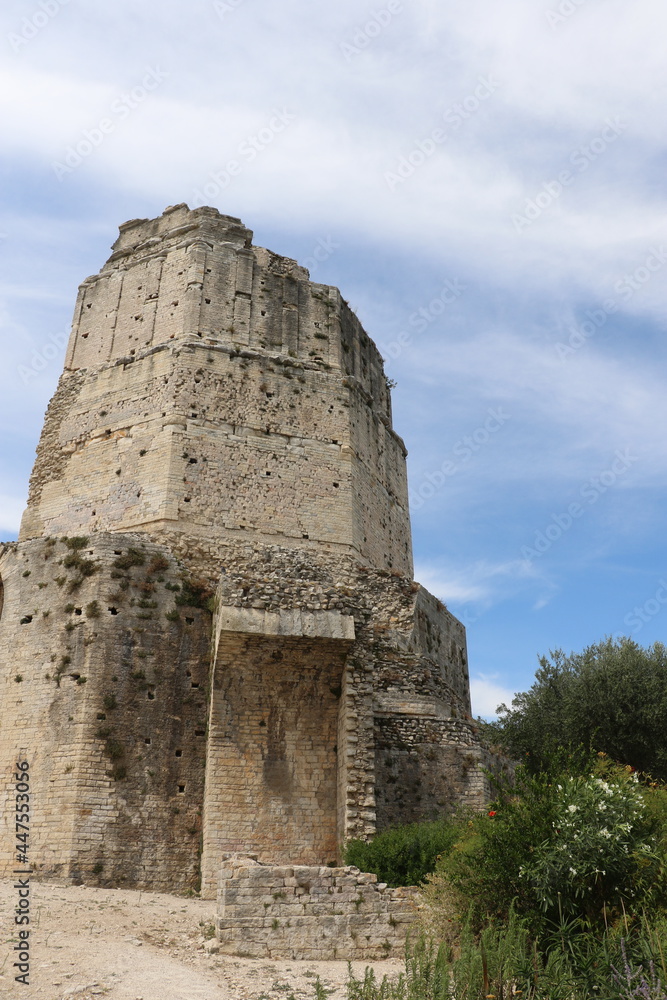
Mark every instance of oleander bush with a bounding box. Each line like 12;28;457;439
343;763;667;1000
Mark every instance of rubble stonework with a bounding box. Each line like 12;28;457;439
0;204;494;897
216;856;418;960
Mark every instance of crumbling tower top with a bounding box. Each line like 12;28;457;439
21;204;413;578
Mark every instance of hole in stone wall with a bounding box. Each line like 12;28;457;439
145;738;151;744
191;682;199;688
147;691;155;700
20;615;33;625
195;729;205;736
185;617;194;625
108;607;119;615
74;608;82;615
97;713;106;720
178;785;185;793
175;750;182;757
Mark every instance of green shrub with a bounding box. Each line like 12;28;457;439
344;818;463;887
484;637;667;780
63;536;89;550
439;763;666;933
113;548;145;570
175;577;215;610
147;554;169;574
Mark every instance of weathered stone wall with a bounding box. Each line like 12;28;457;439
198;543;484;896
0;533;210;889
216;856;417;960
1;204;495;896
22;204;411;579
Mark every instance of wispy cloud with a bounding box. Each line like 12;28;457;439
470;673;518;719
1;0;666;699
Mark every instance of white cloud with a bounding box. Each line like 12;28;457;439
470;674;517;719
0;494;25;537
415;559;538;607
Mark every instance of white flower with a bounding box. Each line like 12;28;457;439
569;867;577;875
567;804;578;813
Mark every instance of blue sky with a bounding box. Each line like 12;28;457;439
1;0;666;717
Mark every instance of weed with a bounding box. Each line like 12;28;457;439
148;555;169;574
175;577;214;610
63;536;89;550
113;548;145;570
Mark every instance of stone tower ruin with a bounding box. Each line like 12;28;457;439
0;204;491;896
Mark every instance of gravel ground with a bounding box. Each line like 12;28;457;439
0;879;403;1000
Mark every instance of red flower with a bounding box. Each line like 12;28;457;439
488;810;497;817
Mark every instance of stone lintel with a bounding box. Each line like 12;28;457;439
216;606;355;643
373;693;452;719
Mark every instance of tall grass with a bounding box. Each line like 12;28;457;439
344;912;667;1000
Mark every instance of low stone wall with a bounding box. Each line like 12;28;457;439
216;855;418;960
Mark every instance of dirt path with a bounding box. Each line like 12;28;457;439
0;880;402;1000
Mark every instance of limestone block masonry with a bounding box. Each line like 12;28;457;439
216;856;418;960
0;204;496;899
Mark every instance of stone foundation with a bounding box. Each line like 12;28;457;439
216;855;418;960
